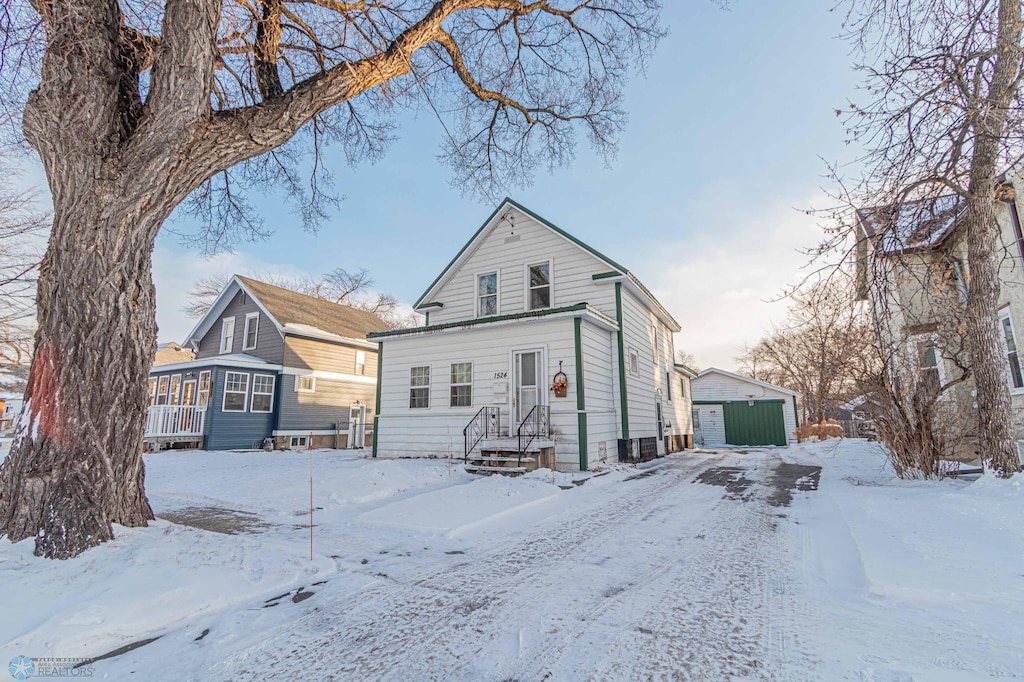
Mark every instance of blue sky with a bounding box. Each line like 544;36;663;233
149;0;860;370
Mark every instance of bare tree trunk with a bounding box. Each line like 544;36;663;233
966;192;1021;476
0;197;163;557
963;0;1023;478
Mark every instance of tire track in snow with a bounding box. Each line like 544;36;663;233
209;457;715;681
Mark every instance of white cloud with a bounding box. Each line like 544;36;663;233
642;197;827;372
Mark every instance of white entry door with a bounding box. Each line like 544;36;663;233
512;349;543;426
348;404;366;448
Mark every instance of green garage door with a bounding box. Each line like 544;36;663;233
723;400;787;446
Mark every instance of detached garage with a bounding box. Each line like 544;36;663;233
690;368;801;446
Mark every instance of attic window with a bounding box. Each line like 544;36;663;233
528;262;551;310
220;317;235;354
243;313;259;351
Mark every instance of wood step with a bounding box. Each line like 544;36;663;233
470;456;536;463
466;465;528;474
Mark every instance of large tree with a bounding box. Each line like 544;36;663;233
736;276;876;424
836;0;1024;476
0;0;663;558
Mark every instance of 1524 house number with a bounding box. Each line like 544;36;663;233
493;371;508;379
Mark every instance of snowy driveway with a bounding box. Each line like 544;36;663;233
204;450;821;681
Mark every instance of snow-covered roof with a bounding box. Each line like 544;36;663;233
693;367;802;398
857;194;966;254
283;323;376;349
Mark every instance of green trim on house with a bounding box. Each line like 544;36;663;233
574;317;588;470
592;271;623;280
692;399;786;405
372;344;383;458
615;282;629;440
368;303;590;339
418;302;444;309
413;198;628;308
792;396;800;427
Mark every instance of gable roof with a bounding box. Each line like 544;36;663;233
414;197;680;329
857;194;966;254
185;275;388;348
693;367;802;398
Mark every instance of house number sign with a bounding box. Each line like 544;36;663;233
494;371;508;379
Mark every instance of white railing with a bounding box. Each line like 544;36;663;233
144;405;207;438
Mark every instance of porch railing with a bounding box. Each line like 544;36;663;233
517;404;550;462
145;405;207;439
463;406;501;460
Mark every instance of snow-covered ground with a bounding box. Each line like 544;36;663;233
0;440;1021;680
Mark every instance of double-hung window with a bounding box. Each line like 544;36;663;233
450;363;473;407
156;376;169;405
1000;310;1024;390
148;378;157;406
295;375;316;393
410;366;430;408
223;371;249;412
628;349;640;376
355;351;366;376
243;313;259;351
915;341;941;395
251;374;275;412
666;371;673;401
197;371;212;406
528;262;551;310
478;273;498;316
168;374;182;405
220;317;235;354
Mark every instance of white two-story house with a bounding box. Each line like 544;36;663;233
370;199;694;472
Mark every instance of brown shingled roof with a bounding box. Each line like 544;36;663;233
236;275;389;340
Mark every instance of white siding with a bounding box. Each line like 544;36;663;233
696;405;726;445
376;318;591;469
691;370;799;444
425;207;618;325
581;321;618;465
620;288;680;446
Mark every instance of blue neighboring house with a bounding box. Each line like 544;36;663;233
145;275;387;451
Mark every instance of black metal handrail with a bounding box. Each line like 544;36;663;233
463;406;501;460
516;404;550;466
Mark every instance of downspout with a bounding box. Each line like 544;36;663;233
615;282;630;440
372;343;383;458
574;317;588;470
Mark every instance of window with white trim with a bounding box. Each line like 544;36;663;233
666;371;672;401
680;377;689;399
478;272;498;316
223;371;249;412
450;362;473;407
355;350;366;376
168;374;182;405
251;374;275;412
628;349;639;376
197;371;212;406
295;375;316;393
148;378;157;406
220;317;235;354
527;262;551;310
653;327;661;363
156;376;169;405
1000;310;1024;390
290;435;307;448
410;366;430;408
243;312;259;351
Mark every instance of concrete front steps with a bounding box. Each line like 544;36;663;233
466;437;555;476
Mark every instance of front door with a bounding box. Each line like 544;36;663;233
348;404;367;448
513;349;543;426
655;397;665;455
181;380;197;406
